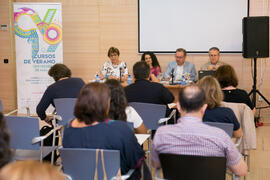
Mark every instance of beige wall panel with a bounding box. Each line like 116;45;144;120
0;0;16;112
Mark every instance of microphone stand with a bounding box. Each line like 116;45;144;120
119;67;122;83
170;68;174;85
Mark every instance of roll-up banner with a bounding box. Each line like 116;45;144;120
14;3;63;114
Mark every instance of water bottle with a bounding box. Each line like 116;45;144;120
95;74;100;82
127;74;132;85
181;74;186;85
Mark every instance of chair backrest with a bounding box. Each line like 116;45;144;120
204;121;234;138
5;116;40;150
129;102;166;130
54;98;77;126
159;153;226;180
221;101;256;152
59;148;120;180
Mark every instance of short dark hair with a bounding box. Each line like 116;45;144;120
215;64;238;88
209;47;220;52
107;47;120;57
48;64;71;81
105;79;127;121
74;82;110;125
0;112;12;168
141;51;160;68
178;85;205;113
176;48;187;56
133;61;150;80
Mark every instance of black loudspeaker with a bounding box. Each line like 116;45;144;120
243;16;269;58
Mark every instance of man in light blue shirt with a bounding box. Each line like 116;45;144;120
164;48;196;82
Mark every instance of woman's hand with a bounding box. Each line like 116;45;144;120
150;73;159;82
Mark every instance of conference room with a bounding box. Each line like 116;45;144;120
0;0;270;179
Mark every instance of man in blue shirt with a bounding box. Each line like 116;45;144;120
164;48;196;82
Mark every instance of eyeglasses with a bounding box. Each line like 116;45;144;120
110;54;118;58
176;56;185;59
209;54;219;57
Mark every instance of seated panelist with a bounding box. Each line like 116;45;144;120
164;48;196;82
200;47;226;71
141;51;161;77
99;47;128;81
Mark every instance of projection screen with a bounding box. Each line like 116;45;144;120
138;0;249;53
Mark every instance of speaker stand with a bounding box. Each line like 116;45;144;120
248;57;270;108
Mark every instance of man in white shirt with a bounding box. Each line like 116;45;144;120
200;47;226;71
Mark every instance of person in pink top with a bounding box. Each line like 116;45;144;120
141;52;161;77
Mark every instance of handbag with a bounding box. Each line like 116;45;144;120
94;149;121;180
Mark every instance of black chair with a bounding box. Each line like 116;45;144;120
158;153;226;180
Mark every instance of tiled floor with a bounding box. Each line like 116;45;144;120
245;123;270;180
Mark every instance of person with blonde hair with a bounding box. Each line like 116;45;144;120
0;160;66;180
197;76;242;138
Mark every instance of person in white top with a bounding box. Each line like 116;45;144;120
125;106;143;129
100;47;128;81
105;79;147;134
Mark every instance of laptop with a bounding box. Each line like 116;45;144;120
198;70;215;80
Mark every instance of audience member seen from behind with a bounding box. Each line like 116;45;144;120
215;64;255;114
105;79;147;134
0;113;12;169
36;63;85;124
164;48;196;82
100;47;128;81
62;82;145;177
200;47;226;71
197;76;242;138
125;61;174;105
141;51;161;78
150;85;248;177
0;160;66;180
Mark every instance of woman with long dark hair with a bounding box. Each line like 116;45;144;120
105;79;147;134
141;51;161;77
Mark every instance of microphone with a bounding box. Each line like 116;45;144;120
171;68;174;85
119;67;122;83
